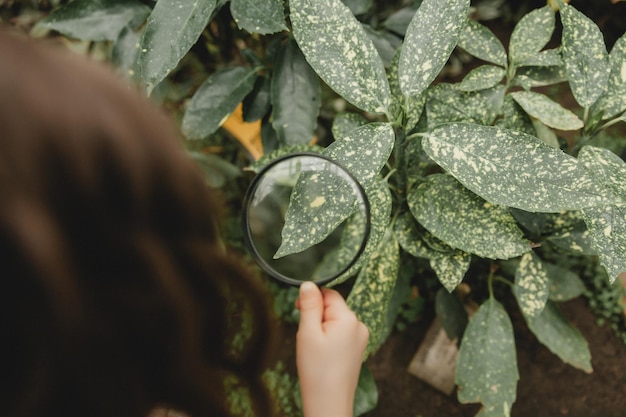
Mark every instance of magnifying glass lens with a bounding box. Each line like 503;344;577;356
243;154;370;286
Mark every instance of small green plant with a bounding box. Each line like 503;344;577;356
23;0;626;415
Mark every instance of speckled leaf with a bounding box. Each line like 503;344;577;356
456;298;518;416
545;263;585;302
495;96;535;137
517;48;562;67
457;19;507;67
230;0;286;34
514;252;549;320
426;84;499;128
331;113;369;139
322;123;394;190
290;0;391;113
271;40;321;146
313;207;367;279
398;0;470;98
531;119;560;148
40;0;149;41
582;205;626;283
429;251;471;292
388;47;425;131
274;168;363;258
510;91;583;131
393;211;441;259
593;33;626;120
138;0;217;92
560;3;610;108
459;65;505;92
112;25;143;80
527;301;593;373
394;211;469;291
513;65;568;89
423;123;615;212
328;179;392;286
182;66;257;139
348;230;400;358
579;145;626;201
408;174;531;259
509;6;554;64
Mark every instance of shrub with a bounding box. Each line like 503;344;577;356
15;0;626;415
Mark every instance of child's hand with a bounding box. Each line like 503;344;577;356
295;281;369;417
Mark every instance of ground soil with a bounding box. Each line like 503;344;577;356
364;297;626;417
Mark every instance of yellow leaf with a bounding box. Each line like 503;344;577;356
221;103;263;160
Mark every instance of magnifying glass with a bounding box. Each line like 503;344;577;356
242;153;371;286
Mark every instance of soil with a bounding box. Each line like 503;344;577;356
363;297;626;417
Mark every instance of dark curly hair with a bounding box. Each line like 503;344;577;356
0;31;275;417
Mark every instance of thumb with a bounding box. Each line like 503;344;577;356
297;281;324;333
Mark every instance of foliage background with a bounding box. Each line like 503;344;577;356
1;0;626;416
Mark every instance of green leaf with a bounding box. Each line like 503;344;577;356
495;96;535;137
423;123;615;212
582;205;626;283
271;40;321;146
230;0;286;34
282;122;393;264
545;263;586;302
458;65;505;92
353;364;378;416
429;251;471;292
363;25;401;68
509;91;583;131
247;144;323;173
182;66;257;139
290;0;391;113
274;169;363;258
382;6;416;36
394;211;470;291
399;0;469;98
435;288;468;340
408;174;531;259
560;3;610;108
593;33;626;120
426;84;500;127
111;25;143;79
394;211;442;259
513;65;567;89
456;298;518;416
331;113;369;140
243;75;271;122
323;123;395;190
527;301;593;373
509;5;555;65
341;0;372;15
40;0;149;41
329;179;392;286
457;19;507;67
578;145;626;201
348;229;400;358
517;48;562;67
138;0;217;92
514;252;550;320
530;119;560;148
388;47;425;132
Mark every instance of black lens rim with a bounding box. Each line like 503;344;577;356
241;152;371;287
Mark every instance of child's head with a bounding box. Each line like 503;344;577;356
0;31;274;417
